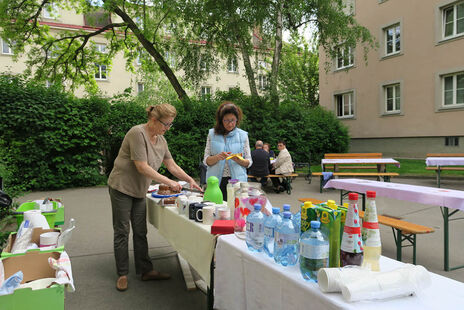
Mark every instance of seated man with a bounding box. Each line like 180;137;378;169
248;140;270;187
271;140;294;192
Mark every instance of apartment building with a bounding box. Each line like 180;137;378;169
0;6;268;98
319;0;464;158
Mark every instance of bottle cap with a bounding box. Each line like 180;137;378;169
283;211;292;219
310;220;321;229
327;200;338;210
272;207;280;214
283;204;291;211
366;191;376;198
229;179;239;184
343;203;349;208
348;193;358;201
302;201;313;210
254;203;262;211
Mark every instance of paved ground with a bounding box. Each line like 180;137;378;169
17;176;464;309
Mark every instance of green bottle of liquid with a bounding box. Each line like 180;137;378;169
204;176;223;204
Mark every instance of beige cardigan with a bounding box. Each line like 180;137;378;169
274;148;294;175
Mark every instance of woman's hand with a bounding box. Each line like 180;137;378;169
188;180;203;192
167;180;182;192
216;152;231;161
230;155;249;167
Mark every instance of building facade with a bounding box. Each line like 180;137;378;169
319;0;464;158
0;6;268;98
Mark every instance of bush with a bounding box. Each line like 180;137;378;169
0;74;109;192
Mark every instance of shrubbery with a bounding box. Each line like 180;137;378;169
0;74;349;195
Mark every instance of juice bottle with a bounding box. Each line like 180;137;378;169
361;191;381;271
340;192;363;267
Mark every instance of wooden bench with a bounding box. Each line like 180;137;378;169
426;153;464;187
247;174;298;195
324;153;382;170
313;172;399;193
298;198;434;264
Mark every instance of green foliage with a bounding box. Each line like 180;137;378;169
0;74;109;192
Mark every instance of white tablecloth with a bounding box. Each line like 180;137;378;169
426;157;464;166
146;195;216;284
214;234;464;310
324;178;464;211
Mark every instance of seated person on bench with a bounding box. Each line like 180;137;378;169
271;140;294;193
249;140;270;187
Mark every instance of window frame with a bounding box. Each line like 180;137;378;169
442;71;464;107
384;23;401;56
335;45;354;70
384;83;401;113
201;86;212;97
442;1;464;39
164;51;176;68
94;64;108;80
137;82;144;94
227;57;238;73
43;3;59;19
1;38;13;55
258;74;268;90
334;91;355;119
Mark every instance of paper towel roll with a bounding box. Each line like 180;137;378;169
24;210;50;229
318;267;371;293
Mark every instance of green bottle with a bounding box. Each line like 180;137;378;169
204;176;223;204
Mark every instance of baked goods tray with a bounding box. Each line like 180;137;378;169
151;190;187;198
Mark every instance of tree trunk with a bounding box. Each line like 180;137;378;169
237;34;259;98
270;1;283;105
111;5;190;105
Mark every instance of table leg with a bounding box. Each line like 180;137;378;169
207;258;214;310
437;166;441;188
440;207;464;271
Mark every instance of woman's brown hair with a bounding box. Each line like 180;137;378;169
214;101;243;135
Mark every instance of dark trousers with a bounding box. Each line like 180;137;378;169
250;176;268;187
109;187;153;276
220;177;231;201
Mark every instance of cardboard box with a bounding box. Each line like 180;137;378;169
2;227;63;258
302;204;341;268
0;251;64;310
211;220;234;235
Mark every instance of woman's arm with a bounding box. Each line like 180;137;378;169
133;160;181;191
164;158;202;191
230;135;251;167
204;134;230;166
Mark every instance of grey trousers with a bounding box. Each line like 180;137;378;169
109;187;153;276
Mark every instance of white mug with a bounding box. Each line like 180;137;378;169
176;196;189;216
217;206;230;220
201;206;215;225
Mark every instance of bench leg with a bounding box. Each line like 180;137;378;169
437;167;441;188
393;228;403;262
413;234;417;265
284;177;292;195
319;175;323;193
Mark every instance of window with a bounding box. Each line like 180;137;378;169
95;64;107;80
258;74;268;90
445;136;460;146
200;60;207;71
342;0;355;15
1;38;13;55
443;1;464;38
201;86;212;97
443;72;464;106
335;92;354;117
258;60;267;70
384;84;401;113
95;43;107;54
227;57;238;73
165;51;176;68
385;24;401;55
335;46;353;69
137;83;144;93
43;3;59;19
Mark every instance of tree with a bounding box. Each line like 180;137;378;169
0;0;192;104
278;33;319;106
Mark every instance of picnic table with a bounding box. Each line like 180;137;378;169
324;178;464;271
425;153;464;187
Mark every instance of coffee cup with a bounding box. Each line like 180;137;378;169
189;202;202;220
217;206;230;220
201;206;215;225
176;196;189;216
194;205;205;222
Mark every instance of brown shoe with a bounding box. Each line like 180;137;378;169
116;276;128;291
141;270;171;281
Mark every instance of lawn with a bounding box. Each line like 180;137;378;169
294;158;464;178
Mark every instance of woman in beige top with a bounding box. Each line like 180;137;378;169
108;103;201;291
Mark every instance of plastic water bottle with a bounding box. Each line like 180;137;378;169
299;221;329;282
281;204;291;218
274;211;299;266
246;204;265;252
293;210;301;234
263;207;282;257
362;191;382;271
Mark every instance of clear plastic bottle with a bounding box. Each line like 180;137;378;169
227;179;238;219
263;207;282;257
274;211;299;266
299;221;329;282
361;191;382;271
340;193;363;267
281;204;291;218
293;210;301;234
246;204;265;252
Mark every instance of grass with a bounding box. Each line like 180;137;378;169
294;158;464;178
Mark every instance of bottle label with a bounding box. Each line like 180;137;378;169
362;229;381;247
264;226;274;238
247;222;264;241
300;242;329;259
341;232;363;253
275;232;299;247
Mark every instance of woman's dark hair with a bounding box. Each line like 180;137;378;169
214;101;243;135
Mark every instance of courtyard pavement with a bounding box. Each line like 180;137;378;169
16;175;464;309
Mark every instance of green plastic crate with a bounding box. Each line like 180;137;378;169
13;201;58;229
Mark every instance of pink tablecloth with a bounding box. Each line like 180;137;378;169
324;178;464;211
322;158;400;169
426;157;464;166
